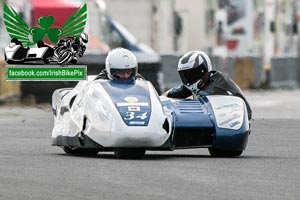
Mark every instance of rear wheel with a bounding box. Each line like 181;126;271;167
114;148;146;159
43;57;50;64
63;147;99;156
43;48;54;64
208;148;243;157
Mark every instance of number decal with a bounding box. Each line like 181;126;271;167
136;112;148;120
123;112;148;120
124;112;135;120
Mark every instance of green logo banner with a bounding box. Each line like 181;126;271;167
6;65;87;81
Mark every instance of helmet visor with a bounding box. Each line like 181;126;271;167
178;65;206;85
111;68;136;81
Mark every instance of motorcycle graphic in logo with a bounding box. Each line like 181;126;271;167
52;33;88;65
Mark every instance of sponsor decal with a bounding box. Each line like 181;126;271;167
230;121;241;127
124;97;138;103
129;121;146;125
219;113;241;126
128;106;140;111
208;96;244;130
215;103;240;110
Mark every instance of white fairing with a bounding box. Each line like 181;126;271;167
4;45;20;59
4;45;48;60
27;47;48;57
52;77;172;148
207;95;248;130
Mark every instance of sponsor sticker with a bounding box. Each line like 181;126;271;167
230;121;241;127
124;97;138;103
219;113;241;126
129;121;145;125
128;106;140;111
215;103;240;110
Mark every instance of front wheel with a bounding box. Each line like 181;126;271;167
63;147;99;156
208;148;243;157
57;50;73;65
114;148;146;159
70;57;78;64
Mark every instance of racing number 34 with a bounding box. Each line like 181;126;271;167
124;112;148;120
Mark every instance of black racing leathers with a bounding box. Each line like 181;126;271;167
94;69;111;80
167;71;252;120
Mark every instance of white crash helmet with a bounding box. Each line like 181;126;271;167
177;50;212;92
105;47;138;81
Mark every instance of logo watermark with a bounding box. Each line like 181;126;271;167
6;65;87;81
3;3;88;66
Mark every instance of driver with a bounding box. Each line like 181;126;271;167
94;47;144;81
166;50;252;120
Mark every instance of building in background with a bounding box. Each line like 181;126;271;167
214;0;265;57
106;0;216;54
174;0;216;54
105;0;300;57
106;0;174;53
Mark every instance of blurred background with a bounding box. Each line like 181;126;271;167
1;0;300;103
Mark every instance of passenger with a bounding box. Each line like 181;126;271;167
94;48;144;81
166;50;252;120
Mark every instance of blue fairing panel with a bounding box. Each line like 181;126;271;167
162;98;214;128
161;96;249;149
161;98;215;148
101;80;151;126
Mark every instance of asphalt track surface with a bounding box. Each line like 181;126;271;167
0;90;300;200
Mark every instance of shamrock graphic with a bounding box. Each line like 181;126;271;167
30;16;62;43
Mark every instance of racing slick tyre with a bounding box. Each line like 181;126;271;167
63;147;99;156
70;57;78;64
57;50;73;65
114;148;146;159
43;57;50;64
43;50;54;64
208;148;243;157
